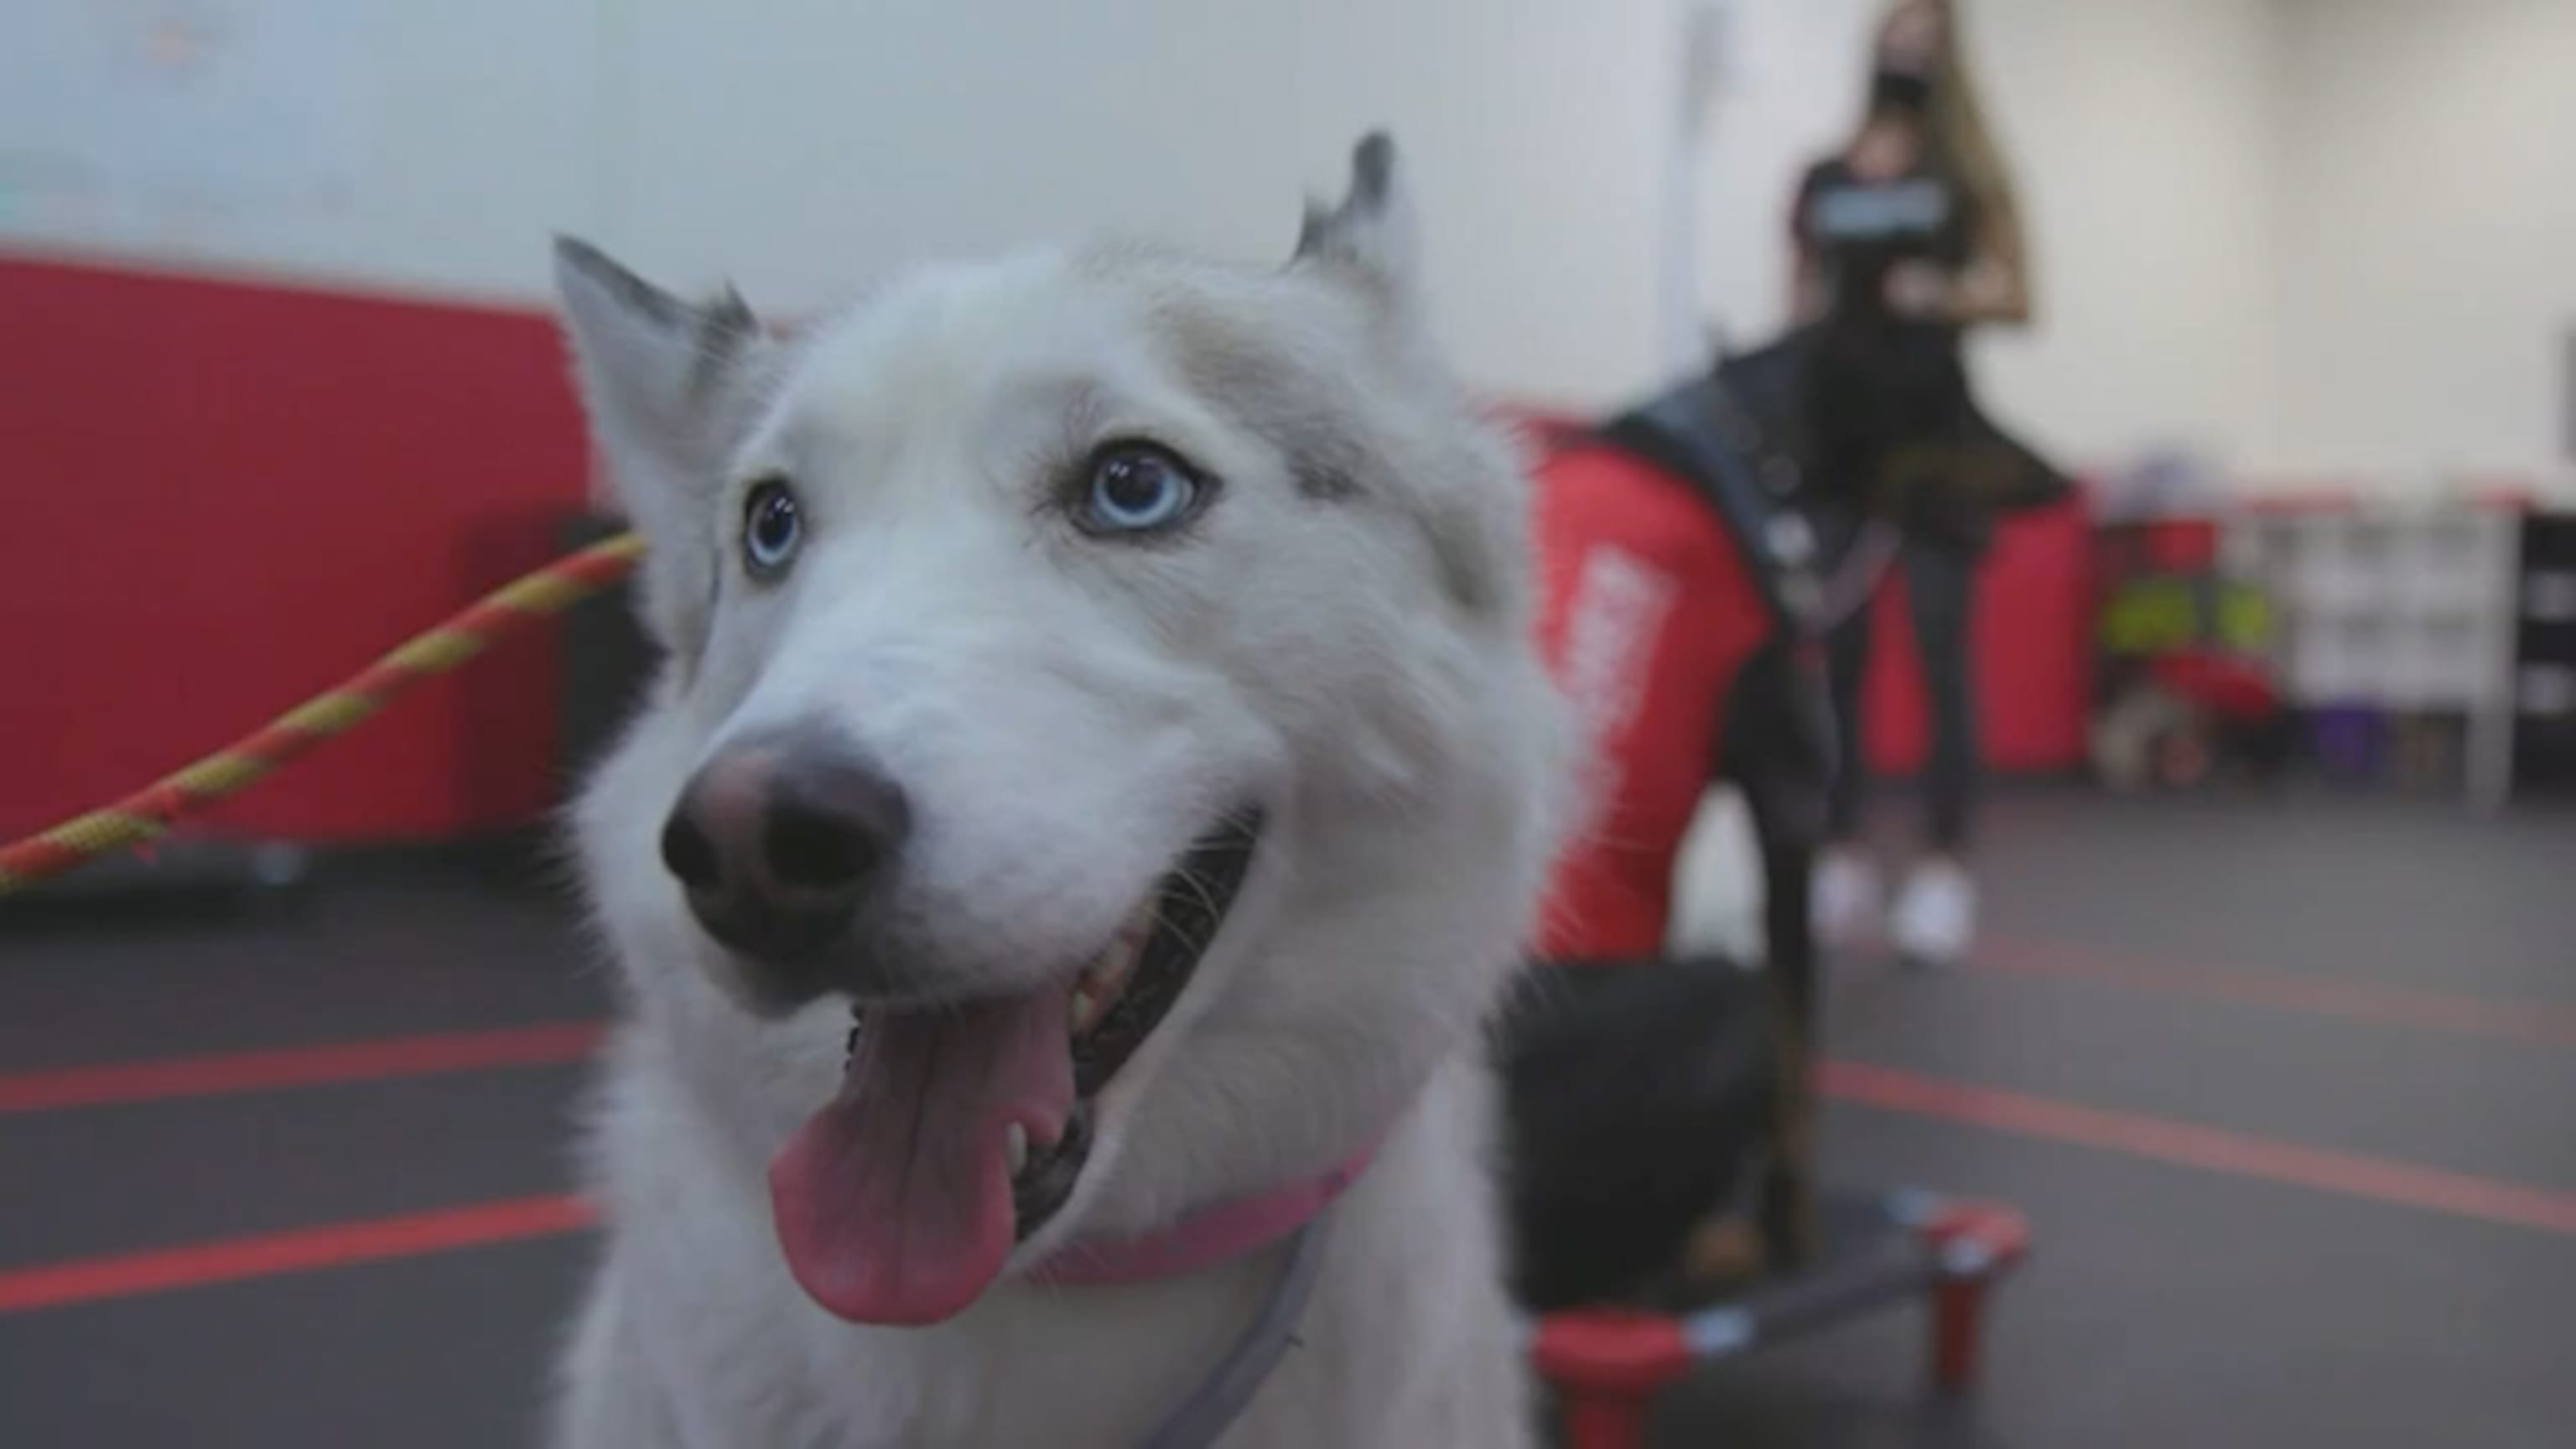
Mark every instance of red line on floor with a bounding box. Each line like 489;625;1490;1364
0;1056;2567;1317
0;1195;596;1317
0;1021;605;1116
1973;936;2576;1050
1820;1058;2576;1237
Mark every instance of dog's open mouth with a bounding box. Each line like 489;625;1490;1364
766;813;1262;1326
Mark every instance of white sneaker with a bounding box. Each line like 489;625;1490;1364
1813;848;1881;952
1890;859;1977;968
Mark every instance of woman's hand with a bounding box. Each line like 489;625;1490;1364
1883;261;1952;319
1886;257;2033;327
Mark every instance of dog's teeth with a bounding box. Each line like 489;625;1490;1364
1090;931;1145;992
1005;1123;1030;1177
1074;969;1119;1030
1069;904;1156;1040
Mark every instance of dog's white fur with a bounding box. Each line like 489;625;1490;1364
551;138;1566;1447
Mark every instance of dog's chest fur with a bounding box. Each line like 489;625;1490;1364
560;1048;1533;1449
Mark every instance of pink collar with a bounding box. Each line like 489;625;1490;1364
1031;1140;1379;1287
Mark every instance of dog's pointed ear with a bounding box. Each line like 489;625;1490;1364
553;236;773;667
1291;132;1419;307
553;236;766;470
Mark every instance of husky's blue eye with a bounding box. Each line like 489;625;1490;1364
742;477;802;578
1078;444;1205;537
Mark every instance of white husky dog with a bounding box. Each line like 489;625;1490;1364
551;135;1566;1448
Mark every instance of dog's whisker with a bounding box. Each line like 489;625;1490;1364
1166;863;1232;923
1144;904;1216;962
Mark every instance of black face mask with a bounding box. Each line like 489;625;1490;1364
1871;68;1935;117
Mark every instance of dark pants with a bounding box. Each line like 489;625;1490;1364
1825;540;1979;851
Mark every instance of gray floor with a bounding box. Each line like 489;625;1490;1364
3;792;2572;1447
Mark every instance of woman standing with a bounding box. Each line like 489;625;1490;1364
1787;0;2064;966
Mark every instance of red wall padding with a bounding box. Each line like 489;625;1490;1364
0;260;2090;847
0;256;589;841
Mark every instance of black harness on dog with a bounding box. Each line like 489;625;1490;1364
1504;356;1846;1310
1599;356;1841;857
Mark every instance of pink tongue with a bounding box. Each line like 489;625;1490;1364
768;985;1074;1325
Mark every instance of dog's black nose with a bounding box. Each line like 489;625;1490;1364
661;729;911;974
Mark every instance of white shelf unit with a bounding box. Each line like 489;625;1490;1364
2224;503;2523;807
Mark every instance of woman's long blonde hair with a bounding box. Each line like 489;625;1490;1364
1919;0;2023;249
1872;0;2031;316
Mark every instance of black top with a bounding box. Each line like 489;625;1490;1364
1780;157;2070;553
1788;157;1987;549
1790;156;1976;344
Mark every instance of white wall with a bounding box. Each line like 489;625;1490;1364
609;0;1680;408
0;0;1689;407
1;0;2291;470
0;0;610;301
1978;0;2287;470
2267;0;2576;492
